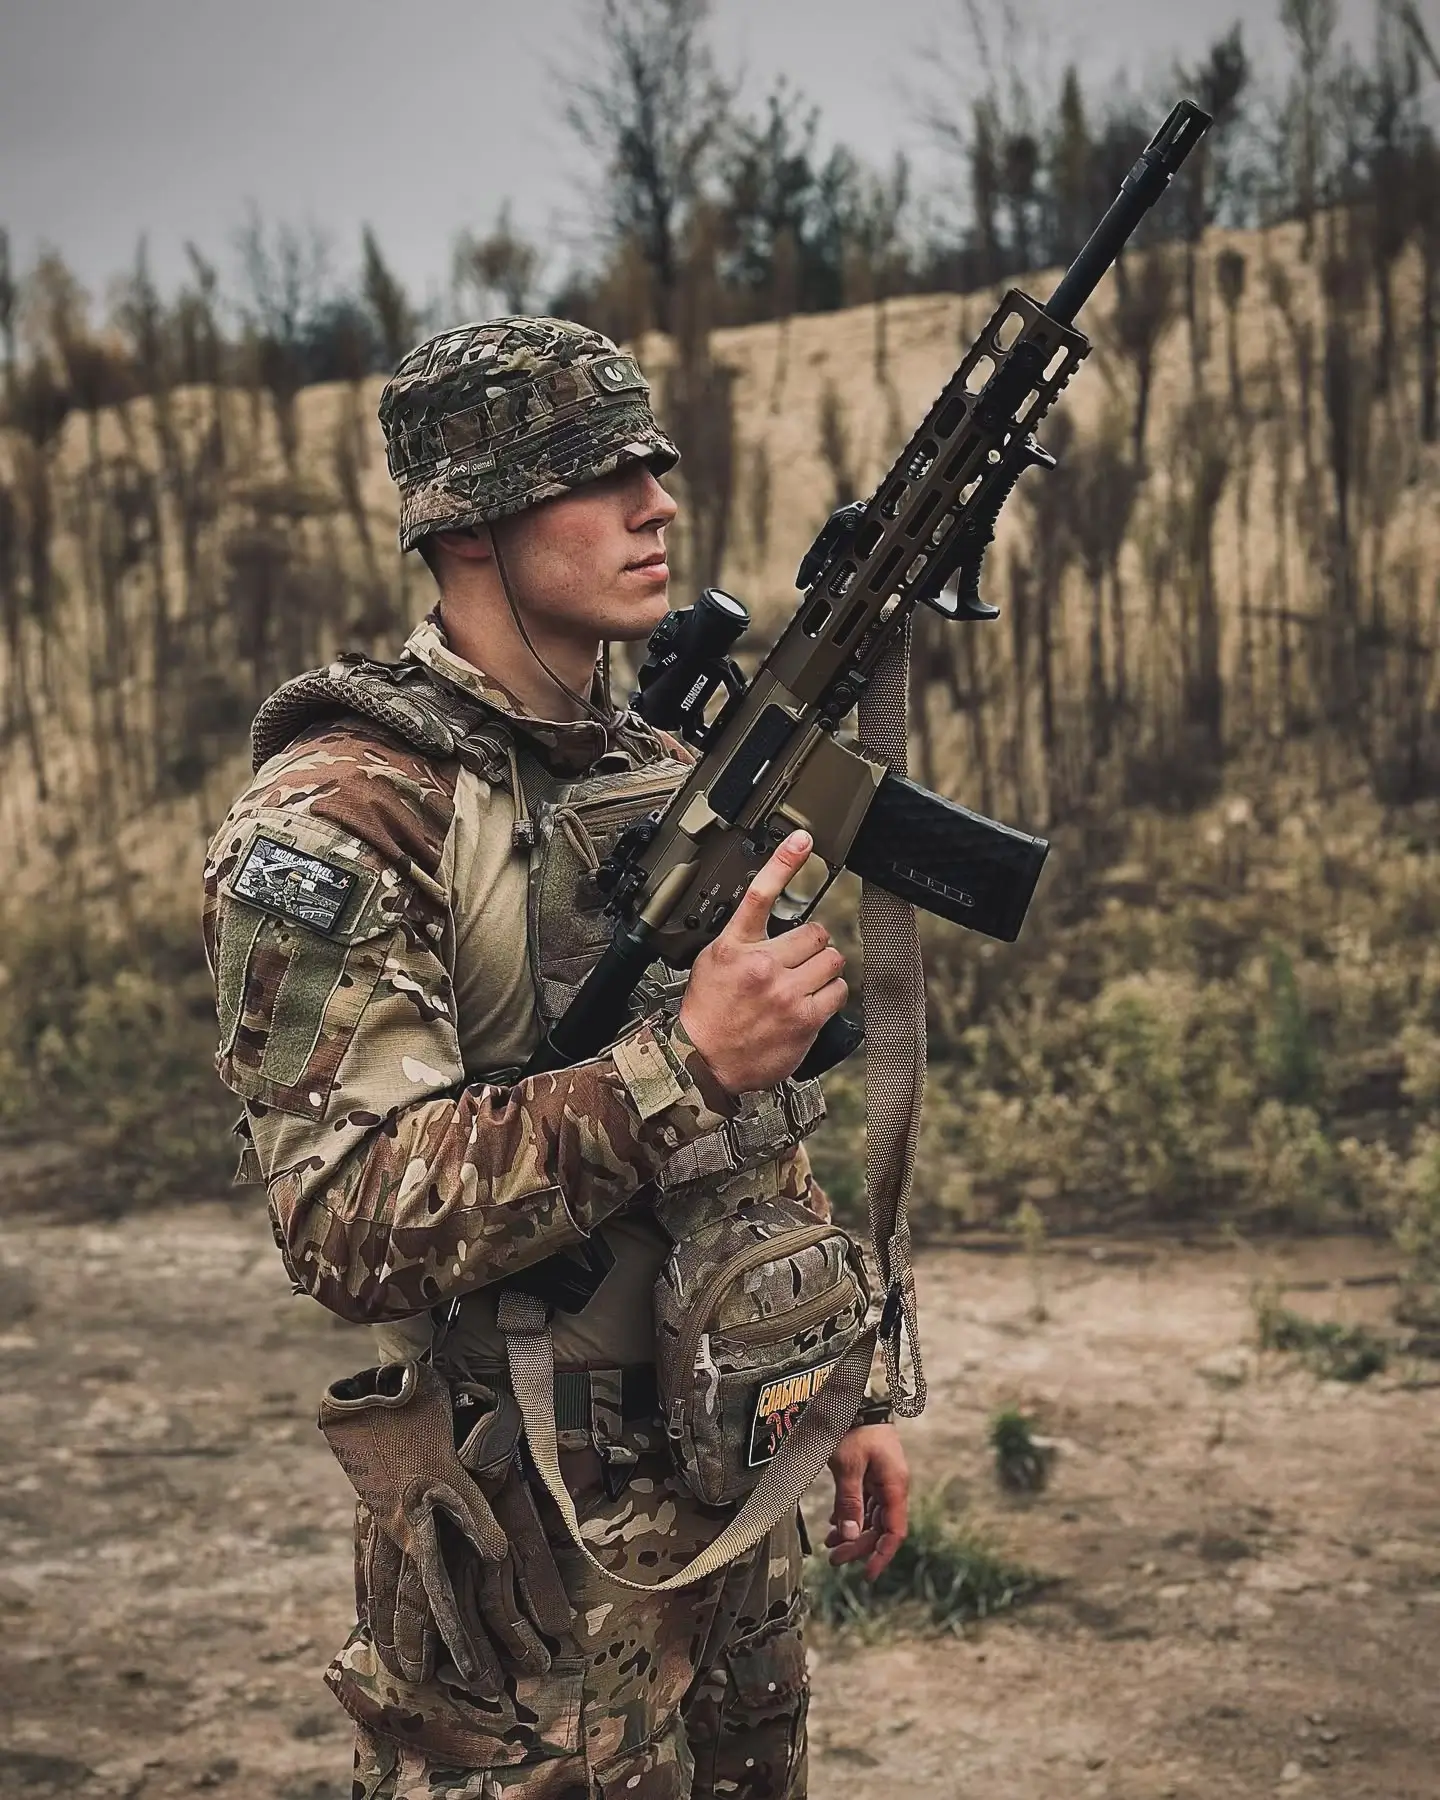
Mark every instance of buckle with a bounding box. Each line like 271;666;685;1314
599;1442;639;1500
783;1078;827;1135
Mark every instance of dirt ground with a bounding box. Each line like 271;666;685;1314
2;1202;1438;1800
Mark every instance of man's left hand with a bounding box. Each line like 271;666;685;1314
825;1423;909;1580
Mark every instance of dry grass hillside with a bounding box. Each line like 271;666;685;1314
6;215;1437;855
1;213;1439;1322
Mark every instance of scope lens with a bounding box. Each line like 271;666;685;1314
699;588;749;622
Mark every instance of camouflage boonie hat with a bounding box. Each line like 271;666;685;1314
378;316;680;551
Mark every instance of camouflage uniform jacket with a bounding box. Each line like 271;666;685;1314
202;613;830;1365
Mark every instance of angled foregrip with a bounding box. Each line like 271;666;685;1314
933;435;1058;622
845;774;1049;943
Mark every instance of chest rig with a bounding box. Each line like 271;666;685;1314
521;754;826;1195
252;650;826;1206
260;650;875;1559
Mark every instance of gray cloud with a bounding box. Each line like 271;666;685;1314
0;0;1380;307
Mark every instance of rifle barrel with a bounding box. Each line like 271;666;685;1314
1045;99;1212;328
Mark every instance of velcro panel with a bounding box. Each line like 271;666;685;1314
261;930;349;1090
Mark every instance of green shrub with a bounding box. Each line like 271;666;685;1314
1382;1128;1440;1326
810;771;1440;1235
806;1063;864;1220
0;898;236;1210
1256;945;1322;1106
989;1407;1050;1492
1252;1285;1389;1381
1245;1101;1349;1227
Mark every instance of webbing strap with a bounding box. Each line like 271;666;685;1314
856;622;928;1417
495;627;928;1587
498;1289;873;1592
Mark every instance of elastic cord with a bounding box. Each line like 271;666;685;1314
490;529;614;729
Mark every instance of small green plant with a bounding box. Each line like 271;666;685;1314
1010;1198;1049;1321
1245;1100;1347;1228
1386;1128;1440;1328
989;1406;1051;1492
1252;1282;1389;1381
1257;945;1322;1107
806;1491;1042;1637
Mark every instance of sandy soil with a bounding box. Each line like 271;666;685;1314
2;1204;1438;1800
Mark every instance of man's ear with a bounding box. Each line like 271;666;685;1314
432;527;494;563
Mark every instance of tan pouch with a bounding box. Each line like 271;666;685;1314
653;1193;871;1507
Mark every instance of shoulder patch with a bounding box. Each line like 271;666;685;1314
231;835;358;935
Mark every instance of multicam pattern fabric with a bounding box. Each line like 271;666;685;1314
652;1197;870;1507
378;317;680;550
252;612;669;783
203;649;741;1325
343;1448;808;1799
401;614;669;778
518;726;828;1205
207;730;457;1122
204;617;830;1795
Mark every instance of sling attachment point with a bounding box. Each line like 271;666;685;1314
600;1442;640;1500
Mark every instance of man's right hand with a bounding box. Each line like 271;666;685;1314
677;830;848;1097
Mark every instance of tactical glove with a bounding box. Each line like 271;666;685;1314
319;1361;567;1697
452;1379;573;1655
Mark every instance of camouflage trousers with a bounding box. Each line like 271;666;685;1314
335;1438;809;1800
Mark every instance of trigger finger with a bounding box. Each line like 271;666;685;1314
728;832;814;939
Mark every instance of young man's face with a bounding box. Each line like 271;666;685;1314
491;461;678;646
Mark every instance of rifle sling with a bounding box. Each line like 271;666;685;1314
498;1286;876;1590
496;631;928;1587
856;620;928;1418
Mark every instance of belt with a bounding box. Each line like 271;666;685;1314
554;1365;661;1431
458;1363;660;1431
449;1363;660;1500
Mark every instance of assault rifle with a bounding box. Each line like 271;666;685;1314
525;100;1211;1081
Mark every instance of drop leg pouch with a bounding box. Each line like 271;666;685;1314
318;1360;551;1698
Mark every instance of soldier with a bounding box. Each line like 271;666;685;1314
202;317;909;1800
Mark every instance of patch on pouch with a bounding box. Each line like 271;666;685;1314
747;1357;839;1467
232;835;357;934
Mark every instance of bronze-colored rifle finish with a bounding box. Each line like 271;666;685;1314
623;292;1089;965
527;100;1214;1077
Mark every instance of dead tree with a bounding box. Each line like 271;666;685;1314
661;206;735;593
452;205;541;320
362;226;415;365
562;0;734;334
1176;397;1233;764
1110;246;1178;473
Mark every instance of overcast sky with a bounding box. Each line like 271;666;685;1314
1;0;1382;316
